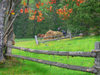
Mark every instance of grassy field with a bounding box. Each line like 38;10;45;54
0;36;100;75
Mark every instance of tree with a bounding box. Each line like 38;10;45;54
12;0;100;38
0;0;21;62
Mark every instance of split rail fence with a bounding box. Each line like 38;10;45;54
5;42;100;75
35;34;72;45
1;0;100;74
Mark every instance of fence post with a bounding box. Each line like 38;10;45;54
94;42;100;75
69;32;72;40
6;40;12;54
6;31;14;55
35;35;39;45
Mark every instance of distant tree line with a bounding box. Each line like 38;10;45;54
13;0;100;38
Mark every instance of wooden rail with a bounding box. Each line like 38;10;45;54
7;45;96;57
35;35;68;45
35;35;69;44
40;37;68;43
6;54;97;74
5;42;100;74
36;33;73;44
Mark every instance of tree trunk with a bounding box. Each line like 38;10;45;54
0;0;21;61
0;0;8;62
32;0;40;37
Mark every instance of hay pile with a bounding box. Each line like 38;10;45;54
37;34;45;38
44;30;63;40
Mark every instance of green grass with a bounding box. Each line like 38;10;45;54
0;36;100;75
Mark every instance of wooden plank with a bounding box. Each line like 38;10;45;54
7;45;96;57
94;42;100;75
92;49;100;52
40;37;68;43
6;54;97;74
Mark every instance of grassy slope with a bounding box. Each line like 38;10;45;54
0;36;100;75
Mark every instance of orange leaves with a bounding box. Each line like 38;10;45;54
56;6;73;20
36;2;44;8
37;16;44;22
41;3;44;6
38;11;43;17
51;0;56;4
67;4;69;7
57;8;63;15
79;0;85;3
66;0;85;6
20;8;28;14
50;6;52;12
20;8;23;13
37;11;44;22
47;0;56;5
65;0;85;7
45;6;53;12
11;10;14;13
29;10;44;22
23;0;27;6
76;2;80;6
11;10;15;15
69;8;73;13
58;8;62;12
77;0;85;3
25;8;28;13
23;2;26;6
29;10;37;20
20;8;30;14
20;0;45;23
76;0;85;6
20;0;85;22
36;3;40;8
77;0;80;2
29;15;35;20
34;10;37;15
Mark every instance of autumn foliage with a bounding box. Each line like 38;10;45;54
10;0;85;22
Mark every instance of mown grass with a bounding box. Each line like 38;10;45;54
0;36;100;75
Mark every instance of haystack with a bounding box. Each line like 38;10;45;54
38;34;45;38
44;30;63;40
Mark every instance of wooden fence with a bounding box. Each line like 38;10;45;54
1;0;99;74
35;34;72;45
5;42;100;74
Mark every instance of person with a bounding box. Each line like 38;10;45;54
62;30;67;38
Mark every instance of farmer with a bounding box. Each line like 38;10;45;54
62;30;67;38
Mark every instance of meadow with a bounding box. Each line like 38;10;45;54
0;36;100;75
